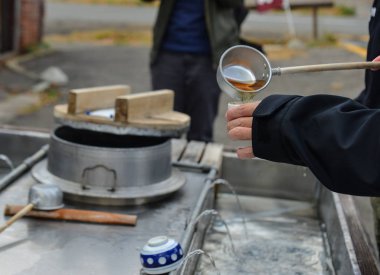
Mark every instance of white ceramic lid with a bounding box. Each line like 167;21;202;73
141;236;178;255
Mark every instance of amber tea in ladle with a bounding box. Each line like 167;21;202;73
217;45;272;102
223;64;267;92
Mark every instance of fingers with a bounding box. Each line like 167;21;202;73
225;101;260;159
373;55;380;62
236;146;254;159
228;126;252;140
371;55;380;71
226;101;261;122
227;117;252;131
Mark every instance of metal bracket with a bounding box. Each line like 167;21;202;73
81;164;117;192
0;154;14;170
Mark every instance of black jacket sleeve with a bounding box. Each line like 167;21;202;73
252;94;380;196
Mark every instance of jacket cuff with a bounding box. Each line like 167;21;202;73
252;95;301;163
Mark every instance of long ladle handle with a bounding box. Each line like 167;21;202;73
0;203;34;233
272;61;380;76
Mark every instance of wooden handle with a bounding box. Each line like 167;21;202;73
276;61;380;75
4;205;137;226
0;203;34;233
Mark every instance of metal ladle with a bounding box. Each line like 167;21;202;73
217;45;380;102
0;184;63;233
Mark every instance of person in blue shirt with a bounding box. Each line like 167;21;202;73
145;0;243;142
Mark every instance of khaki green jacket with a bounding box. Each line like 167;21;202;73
149;0;241;67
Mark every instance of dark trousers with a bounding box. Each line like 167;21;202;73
151;51;221;142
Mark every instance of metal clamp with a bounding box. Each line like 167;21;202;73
0;154;14;170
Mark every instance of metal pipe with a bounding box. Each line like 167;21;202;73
171;168;218;275
0;144;49;192
172;161;213;173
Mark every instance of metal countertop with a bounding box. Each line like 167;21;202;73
0;168;208;275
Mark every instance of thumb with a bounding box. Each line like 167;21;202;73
371;55;380;71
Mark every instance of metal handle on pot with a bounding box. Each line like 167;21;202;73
0;154;14;170
81;164;117;192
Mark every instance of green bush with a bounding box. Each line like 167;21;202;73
337;5;356;16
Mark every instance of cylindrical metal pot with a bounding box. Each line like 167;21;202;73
48;126;171;191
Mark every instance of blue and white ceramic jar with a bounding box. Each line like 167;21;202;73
140;236;183;274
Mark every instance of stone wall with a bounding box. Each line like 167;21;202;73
18;0;44;52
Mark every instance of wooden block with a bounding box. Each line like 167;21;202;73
200;143;224;170
68;85;130;114
179;141;206;164
115;90;173;122
171;139;188;162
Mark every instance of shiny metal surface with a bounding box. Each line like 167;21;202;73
0;126;49;166
33;160;186;206
0;127;374;275
173;169;216;275
48;127;172;188
0;154;14;170
217;45;271;101
0;170;209;275
28;184;64;210
0;145;49;192
221;152;318;201
32;126;186;205
183;154;373;275
0;127;214;274
197;194;327;275
0;127;49;192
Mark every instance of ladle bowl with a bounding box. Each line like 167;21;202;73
29;184;64;210
218;45;380;102
0;184;64;233
217;45;271;102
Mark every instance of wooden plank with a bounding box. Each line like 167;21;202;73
179;141;206;164
127;112;190;128
68;85;130;114
200;143;224;170
115;90;173;122
151;111;190;124
171;139;187;162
